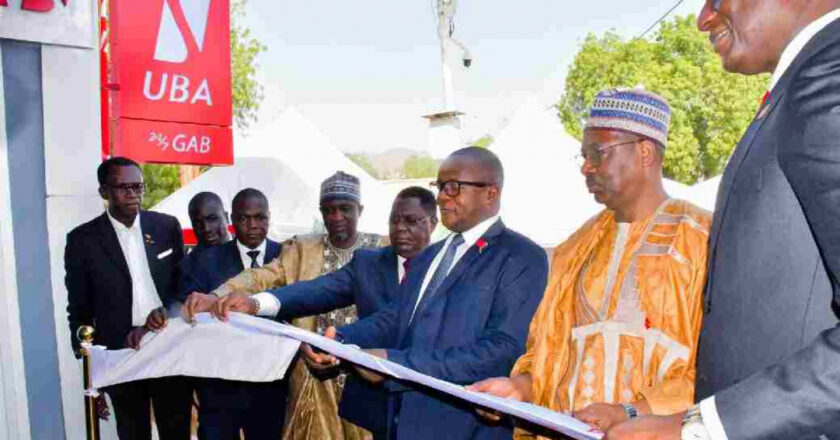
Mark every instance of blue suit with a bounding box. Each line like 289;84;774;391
178;239;282;300
178;239;286;440
266;246;401;436
338;220;548;440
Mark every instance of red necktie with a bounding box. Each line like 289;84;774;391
400;259;411;284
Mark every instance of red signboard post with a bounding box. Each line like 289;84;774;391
108;0;233;165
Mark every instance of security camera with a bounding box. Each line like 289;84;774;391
463;55;472;68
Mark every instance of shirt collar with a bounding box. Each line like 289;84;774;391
237;238;267;256
769;9;840;92
454;215;500;248
106;209;139;235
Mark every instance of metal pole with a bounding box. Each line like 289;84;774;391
78;326;100;440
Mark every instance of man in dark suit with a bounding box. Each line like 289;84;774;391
607;1;840;439
216;186;439;439
65;157;192;440
305;147;549;440
179;188;287;440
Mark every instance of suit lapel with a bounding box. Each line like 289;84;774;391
96;213;131;278
411;220;505;325
382;247;399;288
139;212;159;274
265;239;282;262
397;242;442;343
228;240;245;272
707;92;786;262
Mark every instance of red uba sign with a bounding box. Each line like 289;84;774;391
112;0;231;127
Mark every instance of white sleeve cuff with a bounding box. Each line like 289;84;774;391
252;292;281;317
699;396;729;440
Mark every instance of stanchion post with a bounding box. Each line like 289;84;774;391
77;326;100;440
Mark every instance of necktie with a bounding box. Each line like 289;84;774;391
420;234;464;303
246;250;260;268
400;259;411;285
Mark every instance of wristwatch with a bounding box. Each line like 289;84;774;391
681;404;711;440
621;403;638;419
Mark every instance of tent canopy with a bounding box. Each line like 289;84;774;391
154;107;392;242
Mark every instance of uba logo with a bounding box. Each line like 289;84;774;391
0;0;70;11
143;0;213;106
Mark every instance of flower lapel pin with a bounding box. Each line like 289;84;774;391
476;238;488;254
144;234;155;245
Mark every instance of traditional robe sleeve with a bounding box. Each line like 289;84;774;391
637;223;707;414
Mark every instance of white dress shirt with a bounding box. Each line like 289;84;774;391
397;255;408;282
411;215;500;320
700;10;840;440
237;239;267;270
107;211;163;327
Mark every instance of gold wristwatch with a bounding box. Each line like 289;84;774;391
681;404;711;440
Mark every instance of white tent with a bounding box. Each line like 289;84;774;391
492;96;697;248
154;107;392;241
683;175;721;211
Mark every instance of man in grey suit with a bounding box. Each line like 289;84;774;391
606;1;840;439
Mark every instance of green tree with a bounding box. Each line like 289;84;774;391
231;0;266;130
346;153;380;179
143;0;265;208
141;164;180;209
558;15;768;184
472;135;493;149
401;155;439;178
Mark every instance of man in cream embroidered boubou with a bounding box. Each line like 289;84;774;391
469;89;711;437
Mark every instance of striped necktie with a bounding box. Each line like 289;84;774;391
246;250;260;268
420;234;464;302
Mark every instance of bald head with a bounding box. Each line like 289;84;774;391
435;147;504;232
448;146;504;188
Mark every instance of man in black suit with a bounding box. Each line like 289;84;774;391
65;157;192;440
607;1;840;439
179;188;287;440
215;186;439;439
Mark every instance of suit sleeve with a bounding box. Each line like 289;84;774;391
384;250;548;385
338;293;402;349
713;40;840;439
212;257;287;297
272;256;356;321
65;231;91;357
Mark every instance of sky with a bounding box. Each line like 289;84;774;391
242;0;707;153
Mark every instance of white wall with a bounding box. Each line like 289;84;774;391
41;43;119;440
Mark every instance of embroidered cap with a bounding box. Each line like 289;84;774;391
585;88;672;148
320;171;361;204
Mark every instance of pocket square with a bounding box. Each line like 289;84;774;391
157;248;173;259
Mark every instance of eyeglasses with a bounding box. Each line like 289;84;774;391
389;215;430;228
108;183;145;195
430;180;492;197
576;138;642;168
